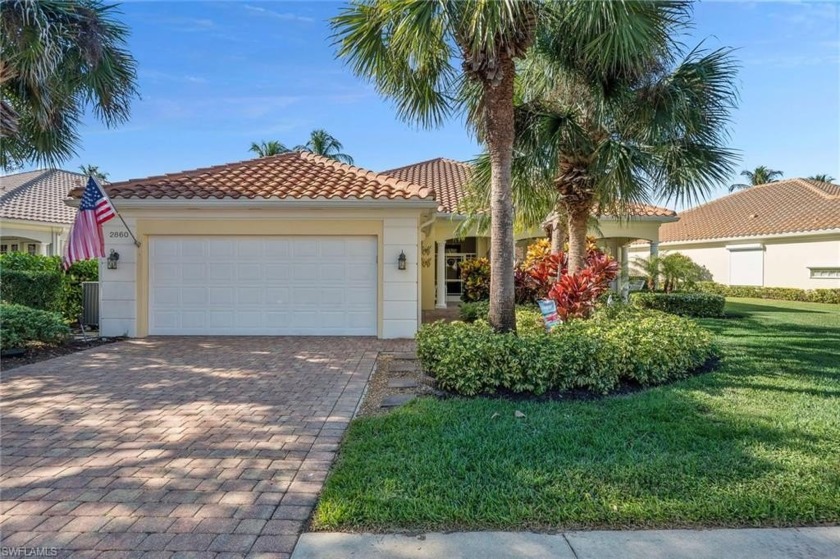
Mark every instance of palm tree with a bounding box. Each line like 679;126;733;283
463;3;739;273
729;166;783;192
332;0;542;332
79;165;108;182
808;174;835;183
249;140;290;158
632;256;661;291
1;0;138;170
294;129;354;165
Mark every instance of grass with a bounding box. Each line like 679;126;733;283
313;298;840;531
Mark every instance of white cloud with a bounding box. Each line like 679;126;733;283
243;4;314;23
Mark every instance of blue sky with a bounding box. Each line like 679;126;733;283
54;1;840;203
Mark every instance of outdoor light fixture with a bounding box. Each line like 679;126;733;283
398;250;407;271
107;249;120;270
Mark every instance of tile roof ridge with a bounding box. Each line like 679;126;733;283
107;152;301;188
381;157;453;175
0;169;52;203
298;152;434;200
793;177;840;199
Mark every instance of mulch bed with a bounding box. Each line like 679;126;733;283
1;336;123;371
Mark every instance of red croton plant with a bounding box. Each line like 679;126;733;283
523;248;619;321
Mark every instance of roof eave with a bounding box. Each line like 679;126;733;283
64;197;437;210
658;227;840;245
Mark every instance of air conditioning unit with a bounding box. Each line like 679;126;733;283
82;281;99;328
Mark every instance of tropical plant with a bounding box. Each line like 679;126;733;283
546;252;618;320
632;255;661;291
659;252;707;292
808;174;835;183
1;0;138;170
295;129;354;165
249;140;290;158
79;165;108;181
332;0;543;333
729;165;783;192
460;257;490;303
462;2;739;274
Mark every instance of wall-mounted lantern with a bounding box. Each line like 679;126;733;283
397;250;407;271
107;249;120;270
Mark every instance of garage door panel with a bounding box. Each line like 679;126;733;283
181;287;208;306
149;236;377;335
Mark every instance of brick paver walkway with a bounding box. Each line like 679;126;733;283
0;337;412;558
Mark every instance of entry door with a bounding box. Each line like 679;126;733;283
148;236;377;335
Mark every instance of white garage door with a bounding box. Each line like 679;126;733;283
149;236;377;335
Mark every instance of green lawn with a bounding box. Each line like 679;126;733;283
313;298;840;531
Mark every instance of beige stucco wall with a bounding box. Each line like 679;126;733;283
99;207;425;339
628;233;840;289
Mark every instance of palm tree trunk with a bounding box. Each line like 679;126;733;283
485;57;517;333
550;203;566;254
566;207;589;274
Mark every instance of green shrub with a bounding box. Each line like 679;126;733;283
631;292;726;317
694;282;840;305
0;303;71;351
0;253;98;320
459;301;490;322
460;258;490;302
0;269;64;311
459;302;543;334
417;308;715;396
60;259;99;321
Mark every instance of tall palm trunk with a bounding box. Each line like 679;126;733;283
566;206;590;273
485;56;517;333
550;203;567;254
556;166;594;274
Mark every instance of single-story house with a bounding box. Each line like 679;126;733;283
628;178;840;289
72;153;677;339
1;169;83;256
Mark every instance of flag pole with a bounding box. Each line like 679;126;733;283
89;174;141;248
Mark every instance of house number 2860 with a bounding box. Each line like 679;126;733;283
109;231;130;238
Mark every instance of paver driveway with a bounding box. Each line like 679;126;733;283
0;337;412;558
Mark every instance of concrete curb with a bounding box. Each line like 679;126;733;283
292;527;840;559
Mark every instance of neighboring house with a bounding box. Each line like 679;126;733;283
628;178;840;289
0;169;84;256
72;153;677;339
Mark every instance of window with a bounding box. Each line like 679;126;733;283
10;243;18;252
0;245;7;254
727;244;764;286
27;244;37;255
809;267;840;279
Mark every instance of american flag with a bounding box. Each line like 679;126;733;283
63;177;117;269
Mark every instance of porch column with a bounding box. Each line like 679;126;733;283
435;241;447;308
650;241;659;290
620;244;630;302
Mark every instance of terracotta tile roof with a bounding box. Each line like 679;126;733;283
381;157;677;218
0;169;83;224
382;158;472;213
71;152;434;203
659;178;840;243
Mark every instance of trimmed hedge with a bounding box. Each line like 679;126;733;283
0;269;63;311
0;303;70;351
631;292;725;317
694;282;840;304
0;253;98;321
417;307;716;396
